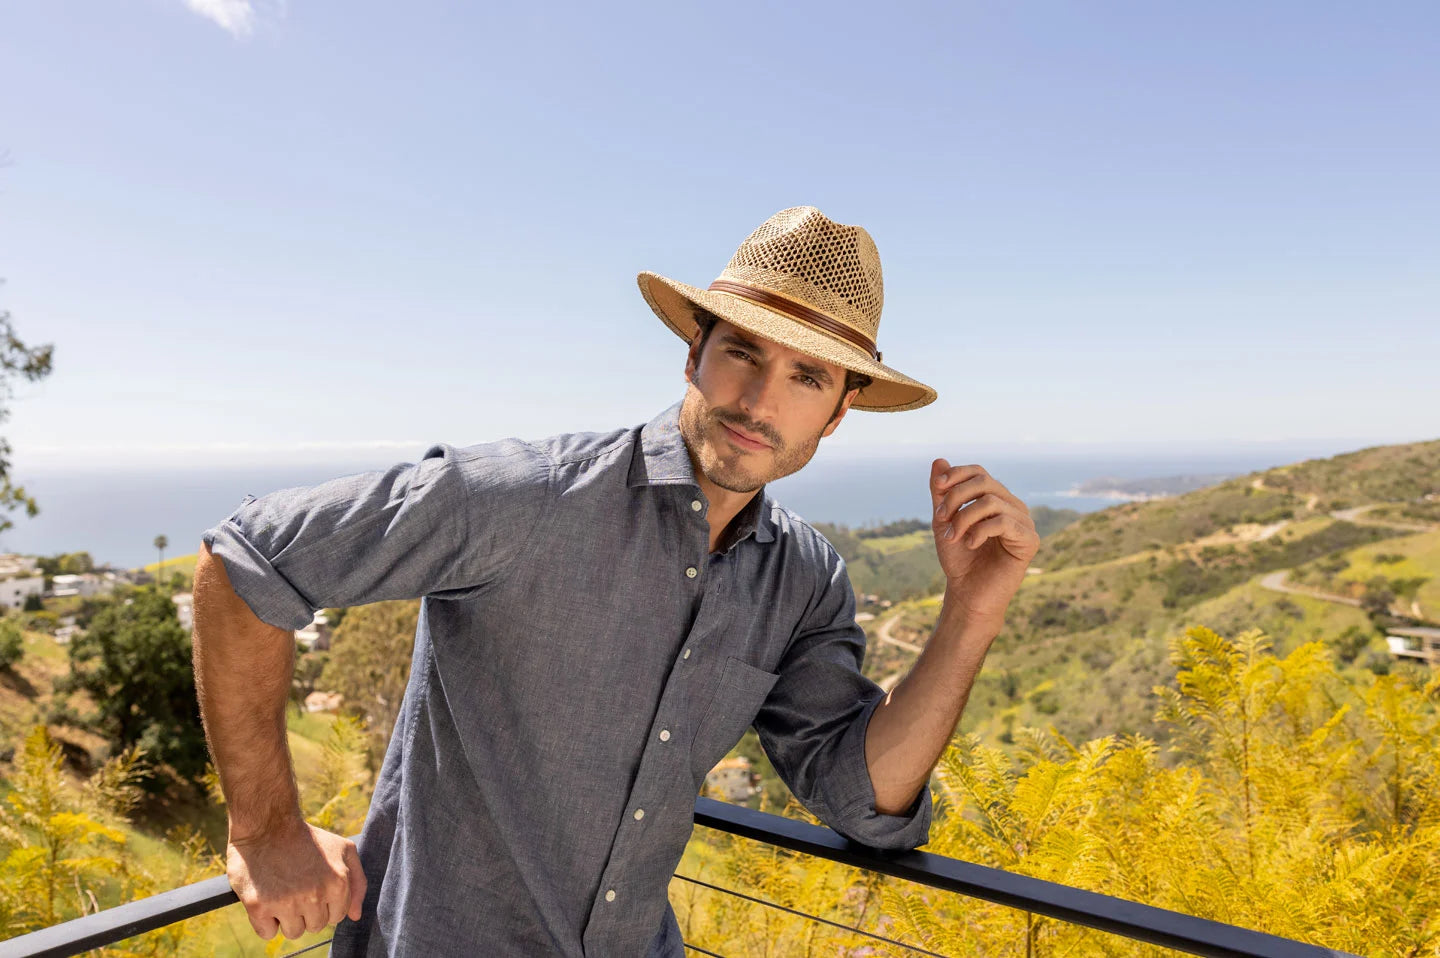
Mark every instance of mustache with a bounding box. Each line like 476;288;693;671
712;409;782;449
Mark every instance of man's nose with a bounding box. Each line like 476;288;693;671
737;368;782;425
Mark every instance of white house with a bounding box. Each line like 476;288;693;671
1386;627;1440;667
172;593;194;632
296;610;331;651
0;575;45;610
51;573;117;599
0;554;39;579
705;756;758;803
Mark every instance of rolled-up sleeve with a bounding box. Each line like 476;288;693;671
201;439;551;631
752;547;932;850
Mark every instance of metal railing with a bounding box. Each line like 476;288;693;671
0;799;1357;958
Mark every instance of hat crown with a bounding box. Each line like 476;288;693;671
717;206;884;344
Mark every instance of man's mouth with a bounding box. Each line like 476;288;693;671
719;421;772;452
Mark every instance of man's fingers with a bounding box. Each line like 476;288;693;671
302;902;327;935
933;476;991;524
345;841;367;922
245;909;279;940
933;461;985;498
277;911;305;941
961;515;1011;549
945;495;1009;542
933;466;1028;519
929;459;951;509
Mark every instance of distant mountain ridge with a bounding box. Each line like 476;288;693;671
1040;437;1440;571
1071;472;1238;500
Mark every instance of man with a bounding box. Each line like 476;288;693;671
192;206;1040;956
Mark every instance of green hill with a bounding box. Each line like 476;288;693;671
843;436;1440;750
1034;438;1440;572
1259;438;1440;506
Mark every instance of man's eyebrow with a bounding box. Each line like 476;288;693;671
792;358;835;388
719;330;766;355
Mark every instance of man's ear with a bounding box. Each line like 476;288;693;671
684;336;703;385
822;387;860;438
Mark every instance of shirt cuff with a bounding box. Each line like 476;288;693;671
821;691;933;850
202;497;317;632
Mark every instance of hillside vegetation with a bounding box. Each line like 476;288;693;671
3;436;1438;953
845;436;1440;751
682;627;1440;956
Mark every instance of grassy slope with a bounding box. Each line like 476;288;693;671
1034;437;1440;572
1259;438;1440;506
0;628;342;956
1331;528;1440;613
844;437;1440;750
140;553;198;577
0;630;71;740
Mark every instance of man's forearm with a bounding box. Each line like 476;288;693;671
863;592;1001;815
192;543;304;839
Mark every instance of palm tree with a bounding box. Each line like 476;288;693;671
153;534;168;588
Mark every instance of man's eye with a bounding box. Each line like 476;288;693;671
728;349;754;363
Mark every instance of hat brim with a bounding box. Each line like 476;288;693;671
636;271;937;412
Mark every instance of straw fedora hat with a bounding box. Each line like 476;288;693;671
637;206;937;412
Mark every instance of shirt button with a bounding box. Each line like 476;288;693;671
690;500;703;512
605;889;616;903
682;648;691;660
659;729;671;742
633;808;645;821
685;567;698;579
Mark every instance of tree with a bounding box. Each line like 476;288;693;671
61;588;208;784
36;552;94;577
1361;575;1396;617
0;288;55;535
869;625;1440;957
0;725;219;952
153;534;168;587
0;617;22;671
320;599;419;763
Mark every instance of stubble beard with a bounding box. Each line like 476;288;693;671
678;385;825;494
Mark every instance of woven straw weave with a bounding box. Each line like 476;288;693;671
636;206;937;412
723;207;885;344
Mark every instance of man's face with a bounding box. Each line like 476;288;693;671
678;318;857;494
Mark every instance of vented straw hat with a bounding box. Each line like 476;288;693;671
637;206;937;412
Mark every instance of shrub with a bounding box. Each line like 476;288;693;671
0;618;22;670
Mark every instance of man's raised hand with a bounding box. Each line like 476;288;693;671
930;458;1040;628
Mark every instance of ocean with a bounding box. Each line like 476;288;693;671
0;444;1335;570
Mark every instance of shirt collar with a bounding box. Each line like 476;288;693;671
628;401;776;546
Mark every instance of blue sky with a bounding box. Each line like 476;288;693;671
1;1;1436;470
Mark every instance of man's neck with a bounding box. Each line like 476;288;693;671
686;456;760;555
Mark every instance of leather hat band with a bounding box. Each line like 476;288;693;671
707;279;879;361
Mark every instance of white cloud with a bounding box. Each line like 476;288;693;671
183;0;257;38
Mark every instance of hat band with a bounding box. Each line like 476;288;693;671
707;279;879;361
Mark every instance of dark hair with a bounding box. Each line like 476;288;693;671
689;305;873;408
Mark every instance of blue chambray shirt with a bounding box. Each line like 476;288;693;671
202;401;931;957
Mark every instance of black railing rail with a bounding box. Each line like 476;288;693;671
691;799;1353;958
0;800;1357;958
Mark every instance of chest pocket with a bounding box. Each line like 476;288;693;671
689;656;780;788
